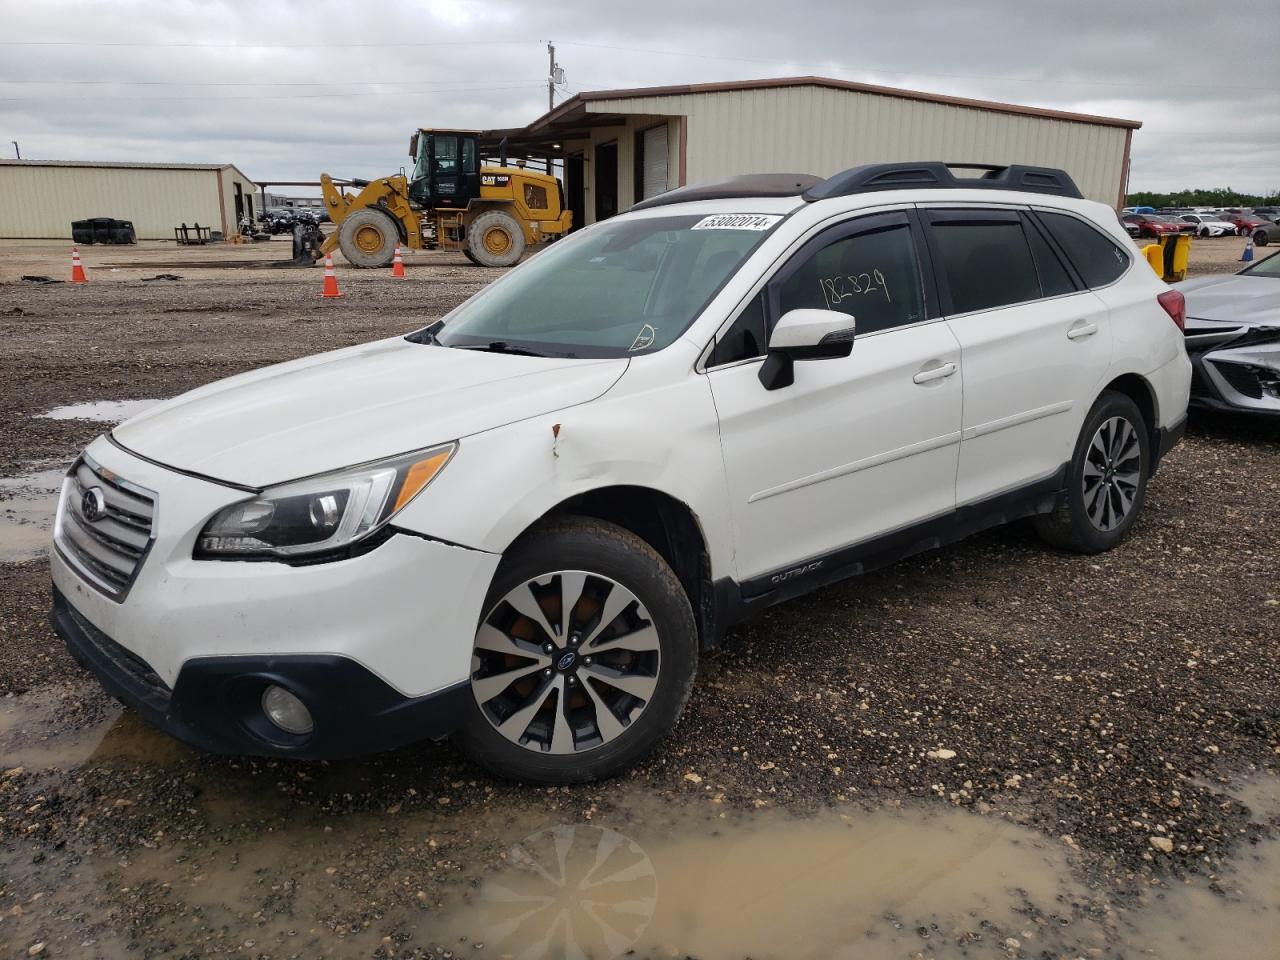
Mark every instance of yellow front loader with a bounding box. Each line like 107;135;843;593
320;129;571;268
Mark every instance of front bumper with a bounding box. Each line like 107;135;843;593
50;436;502;757
1188;341;1280;416
52;588;470;758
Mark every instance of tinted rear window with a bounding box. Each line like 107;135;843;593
931;220;1040;314
1038;211;1130;288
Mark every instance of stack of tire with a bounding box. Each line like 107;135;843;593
71;218;137;245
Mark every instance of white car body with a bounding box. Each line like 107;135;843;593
51;164;1192;773
1177;214;1238;237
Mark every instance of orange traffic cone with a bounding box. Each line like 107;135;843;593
70;246;88;284
391;244;406;279
320;252;342;298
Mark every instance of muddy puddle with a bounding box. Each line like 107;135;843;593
37;399;159;423
0;684;188;771
0;466;64;562
1;698;1276;960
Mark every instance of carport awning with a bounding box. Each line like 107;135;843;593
480;102;657;161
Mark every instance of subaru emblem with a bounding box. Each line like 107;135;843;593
82;486;107;522
556;651;577;671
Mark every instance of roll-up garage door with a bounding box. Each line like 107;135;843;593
641;124;669;200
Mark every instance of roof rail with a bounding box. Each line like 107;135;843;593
631;173;823;211
803;162;1083;202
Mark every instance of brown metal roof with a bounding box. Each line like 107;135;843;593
521;75;1142;134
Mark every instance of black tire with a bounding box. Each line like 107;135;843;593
462;247;481;266
1254;229;1270;247
455;517;697;784
1033;390;1151;554
337;209;399;268
466;209;526;267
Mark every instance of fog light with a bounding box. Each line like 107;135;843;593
261;684;314;735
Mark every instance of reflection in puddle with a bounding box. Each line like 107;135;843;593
438;805;1089;959
38;399;159;423
0;467;64;562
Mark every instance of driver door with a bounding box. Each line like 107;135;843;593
706;211;963;591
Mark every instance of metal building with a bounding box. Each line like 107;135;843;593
0;160;258;240
484;76;1140;227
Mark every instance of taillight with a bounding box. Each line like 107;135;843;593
1157;289;1185;331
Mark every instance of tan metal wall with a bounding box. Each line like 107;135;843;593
589;85;1129;207
0;165;251;240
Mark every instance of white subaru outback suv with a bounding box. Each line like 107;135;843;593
51;162;1191;783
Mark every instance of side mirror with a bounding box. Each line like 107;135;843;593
408;133;419;159
759;309;856;390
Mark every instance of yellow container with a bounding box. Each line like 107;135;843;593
1142;234;1191;281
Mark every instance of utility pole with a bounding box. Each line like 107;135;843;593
547;41;556;112
547;42;565;175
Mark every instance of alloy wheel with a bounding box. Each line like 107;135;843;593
471;571;661;755
1083;416;1141;532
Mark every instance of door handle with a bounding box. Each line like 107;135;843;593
913;361;957;385
1067;321;1098;340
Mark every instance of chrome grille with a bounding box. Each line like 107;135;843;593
55;454;156;600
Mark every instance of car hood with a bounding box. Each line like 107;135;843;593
113;337;629;487
1174;274;1280;326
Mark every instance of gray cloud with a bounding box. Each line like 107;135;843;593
2;0;1277;195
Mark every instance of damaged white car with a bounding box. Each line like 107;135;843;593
1177;253;1280;414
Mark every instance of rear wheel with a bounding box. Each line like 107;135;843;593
466;209;526;267
1033;390;1150;554
462;247;481;266
1254;229;1271;247
456;518;697;783
337;209;399;268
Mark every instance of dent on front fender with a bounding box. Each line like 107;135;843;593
392;373;734;572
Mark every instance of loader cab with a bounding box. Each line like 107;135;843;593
408;129;481;208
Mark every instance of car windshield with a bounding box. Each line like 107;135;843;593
1240;252;1280;277
431;213;782;358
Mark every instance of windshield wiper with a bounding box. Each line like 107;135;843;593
456;340;547;357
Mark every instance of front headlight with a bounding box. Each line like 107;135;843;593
195;443;456;559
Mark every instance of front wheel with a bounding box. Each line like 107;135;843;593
456;518;697;783
1033;390;1150;553
1255;229;1271;247
465;209;526;267
337;209;399;268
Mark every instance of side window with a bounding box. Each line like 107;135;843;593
1037;211;1130;288
461;138;478;175
776;222;925;335
708;293;767;367
1024;217;1076;297
930;218;1040;314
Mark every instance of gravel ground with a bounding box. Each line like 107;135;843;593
0;238;1277;958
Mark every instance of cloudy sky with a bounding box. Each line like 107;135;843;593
3;0;1277;197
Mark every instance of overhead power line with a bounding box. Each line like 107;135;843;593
0;83;547;103
0;77;543;87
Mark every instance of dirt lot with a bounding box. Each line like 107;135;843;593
0;236;1277;959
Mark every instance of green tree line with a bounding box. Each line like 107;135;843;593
1126;187;1280;208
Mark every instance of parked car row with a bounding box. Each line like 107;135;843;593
1121;210;1276;245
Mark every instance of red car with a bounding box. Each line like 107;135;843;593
1122;214;1183;239
1217;212;1275;245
